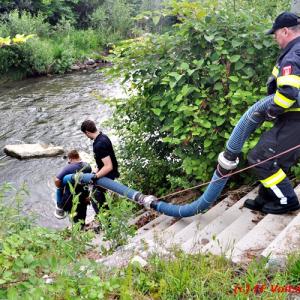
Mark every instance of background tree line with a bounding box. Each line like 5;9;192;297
0;0;164;79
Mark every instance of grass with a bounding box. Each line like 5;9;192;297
116;250;300;299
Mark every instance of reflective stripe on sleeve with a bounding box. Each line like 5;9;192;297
272;66;279;78
274;91;296;108
260;169;286;188
277;75;300;88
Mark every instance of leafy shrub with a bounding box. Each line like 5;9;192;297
68;29;103;56
5;10;50;37
97;193;137;253
0;183;118;299
0;183;31;241
23;38;55;74
51;46;75;74
91;0;133;41
0;37;55;77
106;0;289;194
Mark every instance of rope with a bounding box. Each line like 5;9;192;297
158;143;300;200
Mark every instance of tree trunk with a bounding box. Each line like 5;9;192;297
291;0;300;14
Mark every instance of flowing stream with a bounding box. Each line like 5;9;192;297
0;70;124;228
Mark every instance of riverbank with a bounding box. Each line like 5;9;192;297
0;0;135;80
0;184;299;299
0;30;109;81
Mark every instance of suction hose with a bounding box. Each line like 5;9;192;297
152;95;273;217
62;174;156;209
62;95;273;217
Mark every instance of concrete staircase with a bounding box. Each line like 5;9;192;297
95;185;300;268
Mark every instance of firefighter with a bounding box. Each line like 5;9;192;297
244;12;300;214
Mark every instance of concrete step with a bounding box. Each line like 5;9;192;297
135;214;170;234
126;213;176;245
230;213;294;263
113;194;241;259
261;211;300;263
161;194;239;247
201;208;261;256
230;185;300;263
97;183;300;267
181;188;258;253
133;214;177;243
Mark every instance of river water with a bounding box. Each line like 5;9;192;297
0;70;124;228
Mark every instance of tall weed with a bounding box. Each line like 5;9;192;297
91;0;133;39
4;10;50;37
97;193;137;254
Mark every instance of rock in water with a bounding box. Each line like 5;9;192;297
4;144;64;159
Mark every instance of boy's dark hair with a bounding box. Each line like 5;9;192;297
81;120;97;133
67;149;80;160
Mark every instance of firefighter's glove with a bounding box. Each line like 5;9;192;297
265;111;277;121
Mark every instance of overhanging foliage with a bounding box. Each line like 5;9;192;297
107;0;289;194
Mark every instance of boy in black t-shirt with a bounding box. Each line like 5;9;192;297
81;120;119;214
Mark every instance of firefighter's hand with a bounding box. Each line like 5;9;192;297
265;111;277;121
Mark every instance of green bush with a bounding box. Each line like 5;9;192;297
68;29;103;56
0;183;117;299
4;10;50;37
0;9;105;77
91;0;133;40
97;194;137;254
23;38;55;74
0;37;55;77
118;251;300;299
106;0;289;194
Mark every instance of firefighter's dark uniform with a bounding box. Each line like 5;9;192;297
247;36;300;214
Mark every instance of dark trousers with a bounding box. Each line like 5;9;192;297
62;185;89;227
248;115;300;201
91;186;107;214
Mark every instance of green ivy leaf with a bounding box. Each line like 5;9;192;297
229;76;239;82
216;117;225;126
193;59;204;68
180;62;189;70
168;72;183;82
231;40;243;48
201;120;211;129
152;16;160;26
204;35;214;42
254;43;263;49
151;108;161;116
235;61;245;71
204;139;212;147
214;82;223;91
229;55;241;63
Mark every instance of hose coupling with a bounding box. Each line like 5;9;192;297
143;195;158;210
218;151;239;170
135;193;158;209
